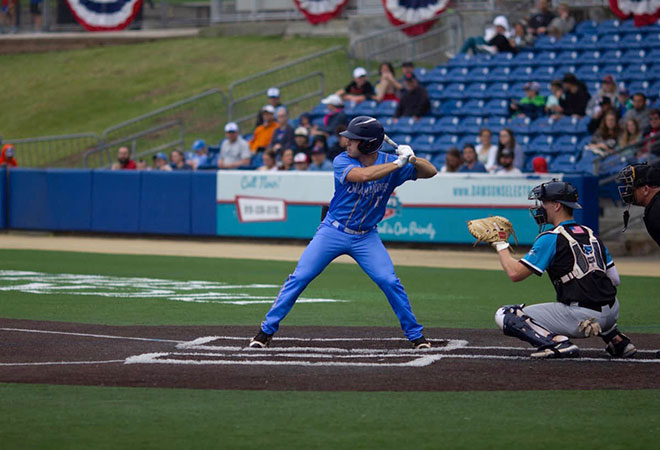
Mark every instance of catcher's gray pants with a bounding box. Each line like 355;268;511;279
522;300;620;338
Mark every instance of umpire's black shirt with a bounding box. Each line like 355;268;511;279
644;190;660;248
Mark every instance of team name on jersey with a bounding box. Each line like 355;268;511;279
347;181;389;195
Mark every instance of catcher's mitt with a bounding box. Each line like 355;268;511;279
467;216;517;249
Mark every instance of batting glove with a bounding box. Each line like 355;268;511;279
396;145;415;158
394;153;410;168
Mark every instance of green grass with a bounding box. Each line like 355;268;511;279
2;383;659;450
0;249;658;332
0;36;347;139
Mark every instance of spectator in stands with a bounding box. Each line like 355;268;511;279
0;144;17;167
314;94;347;136
187;139;209;170
327;124;348;161
441;148;463;173
1;0;17;33
527;0;555;36
493;148;522;175
256;87;284;127
293;152;310;171
510;21;535;51
308;145;333;172
586;75;621;123
587;97;615;135
249;105;278;152
458;16;514;56
152;152;172;171
270;108;295;155
532;156;548;173
218;122;252;169
560;73;590;117
375;62;402;102
545;79;564;118
135;159;148;170
298;113;313;133
399;61;415;95
511;81;545;120
170;150;193;170
498;128;525;171
258;149;278;172
588;110;622;155
547;3;575;38
641;109;660;157
394;73;430;120
617;87;633;118
279;148;295;171
310;134;328;155
624;93;650;131
336;67;375;104
619;118;642;151
111;146;137;170
475;128;498;171
459;144;487;173
291;126;312;155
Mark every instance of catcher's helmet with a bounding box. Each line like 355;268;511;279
528;179;581;229
340;116;384;154
616;163;660;204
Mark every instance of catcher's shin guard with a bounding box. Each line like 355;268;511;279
497;305;557;349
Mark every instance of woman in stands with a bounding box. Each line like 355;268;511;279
497;128;525;171
619;118;642;151
375;62;402;103
588;110;622;155
279;148;295;171
476;128;498;172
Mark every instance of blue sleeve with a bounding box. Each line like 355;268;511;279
384;153;418;186
333;153;359;185
604;244;614;268
520;233;557;276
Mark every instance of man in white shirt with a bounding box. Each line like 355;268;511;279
218;122;252;169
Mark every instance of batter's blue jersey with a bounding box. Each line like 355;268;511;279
326;151;417;231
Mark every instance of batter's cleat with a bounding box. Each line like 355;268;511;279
412;336;431;349
530;341;579;359
248;330;273;348
605;333;637;358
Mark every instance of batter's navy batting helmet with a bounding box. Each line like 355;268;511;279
340;116;384;154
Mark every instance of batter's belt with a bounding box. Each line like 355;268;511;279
567;299;616;312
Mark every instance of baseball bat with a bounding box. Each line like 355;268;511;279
383;134;416;164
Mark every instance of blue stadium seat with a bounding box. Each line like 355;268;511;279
434;116;462;133
467;67;491;83
575;150;598;175
447;54;473;67
439;100;463;116
435;134;461;150
308;103;329;119
575;20;599;35
472;53;496;67
311;116;325;127
411;117;437;134
459;134;478;148
489;66;512;82
622;64;651;81
509;81;527;99
575;64;602;81
353;100;378;116
552;116;580;134
531;117;555;135
626;80;652;97
510;66;534;82
379;117;396;129
557;34;579;50
534;35;560;51
342;100;359;118
619;19;639;34
485;116;507;134
621;49;647;64
491;52;515;67
532;66;558;82
552;135;579;155
446;67;470;83
440;83;467;99
376;100;398;117
411;134;439;153
586;81;602;95
464;82;489;99
549;154;580;173
414;68;431;84
598;34;623;50
460;99;486;116
650;80;660;99
579;50;603;65
458;117;485;135
390;117;417;134
535;51;558;66
484;99;509;116
487;82;511;99
646;49;660;64
577;135;592;152
576;34;599;50
426;67;449;83
601;49;623;62
555;65;578;79
430;100;442;116
431;153;447;170
597;19;624;35
248;152;263;170
621;33;645;50
511;51;536;66
599;64;625;80
650;64;660;81
426;83;446;100
556;50;579;65
528;135;555;154
388;134;414;146
646;32;660;49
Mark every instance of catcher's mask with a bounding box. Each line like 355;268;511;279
615;163;660;231
340;116;384;154
528;179;582;230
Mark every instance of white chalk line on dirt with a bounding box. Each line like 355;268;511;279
0;327;183;344
0;360;125;366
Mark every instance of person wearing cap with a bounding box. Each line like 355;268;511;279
617;87;633;118
394;72;430;120
0;144;17;167
457;15;514;56
617;163;660;248
527;0;555;35
291;126;312;155
220;122;252;169
623;93;650;131
314;94;348;137
249;105;278;153
308;136;333;171
560;73;591;117
186;139;209;170
532;156;548;173
152;152;172;171
586;75;620;122
256;87;285;127
511;81;546;120
335;67;375;104
111;146;137;170
293;152;310;171
491;179;636;359
493;148;522;175
269;107;295;155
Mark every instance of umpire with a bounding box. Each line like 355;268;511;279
616;163;660;248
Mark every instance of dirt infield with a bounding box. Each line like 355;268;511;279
1;318;659;392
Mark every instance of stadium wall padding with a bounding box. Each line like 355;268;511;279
0;167;6;229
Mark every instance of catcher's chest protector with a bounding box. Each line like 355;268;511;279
551;225;606;284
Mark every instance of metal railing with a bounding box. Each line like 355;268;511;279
594;134;660;181
2;133;101;168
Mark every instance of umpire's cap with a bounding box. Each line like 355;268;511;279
340;116;384;154
529;179;582;209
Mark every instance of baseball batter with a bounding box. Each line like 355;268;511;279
249;116;437;349
469;180;636;359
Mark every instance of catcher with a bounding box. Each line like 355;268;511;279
467;180;636;359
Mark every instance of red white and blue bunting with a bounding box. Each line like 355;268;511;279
382;0;451;36
610;0;660;26
67;0;143;31
293;0;349;25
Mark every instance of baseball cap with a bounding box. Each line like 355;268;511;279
404;72;417;82
602;74;615;84
262;104;276;114
267;87;280;98
562;73;578;84
499;148;514;158
294;126;309;137
619;86;629;95
153;152;167;161
321;94;343;107
224;122;239;133
294;152;309;163
524;81;541;92
532;156;548;173
311;146;325;154
4;145;15;158
192;139;206;151
493;15;509;30
353;67;367;78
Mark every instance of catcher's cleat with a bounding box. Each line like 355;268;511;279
530;341;579;359
605;333;637;358
248;330;273;348
412;336;431;349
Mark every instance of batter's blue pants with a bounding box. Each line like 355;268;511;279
260;222;424;341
